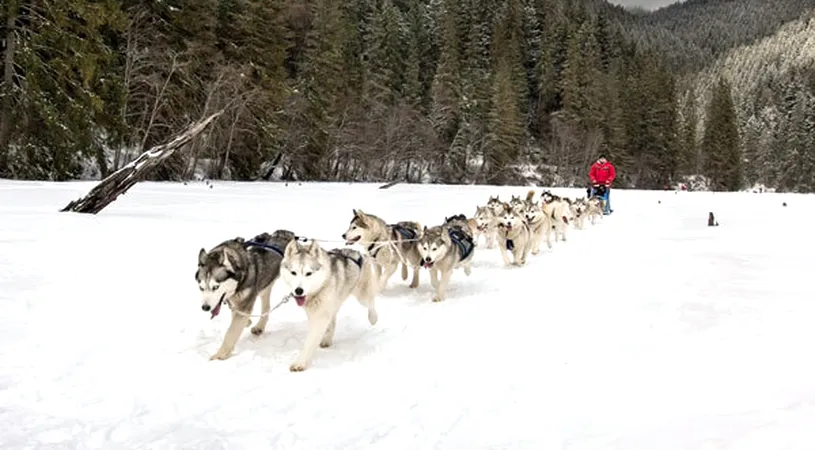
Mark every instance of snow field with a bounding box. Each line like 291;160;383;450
1;180;814;449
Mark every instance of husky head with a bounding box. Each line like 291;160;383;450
499;204;525;231
342;209;373;245
586;197;603;214
280;238;329;307
572;198;587;217
523;202;543;223
508;195;525;213
487;196;505;215
196;239;245;319
417;225;451;269
540;190;558;204
473;206;495;231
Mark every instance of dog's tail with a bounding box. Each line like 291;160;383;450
526;189;536;203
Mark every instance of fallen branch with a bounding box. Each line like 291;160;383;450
378;181;400;189
60;111;222;214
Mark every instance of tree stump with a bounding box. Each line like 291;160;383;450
60;112;222;214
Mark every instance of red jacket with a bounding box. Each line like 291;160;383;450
590;161;616;185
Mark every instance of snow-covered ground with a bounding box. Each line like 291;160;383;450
1;180;813;450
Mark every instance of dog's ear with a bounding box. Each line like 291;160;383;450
222;247;241;272
198;248;207;265
356;211;370;227
284;239;298;259
306;239;320;254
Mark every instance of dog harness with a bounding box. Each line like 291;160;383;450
390;224;418;241
448;228;474;261
445;214;467;224
245;240;285;257
506;239;514;250
328;250;364;268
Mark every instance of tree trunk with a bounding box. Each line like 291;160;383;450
0;1;20;176
60;111;222;214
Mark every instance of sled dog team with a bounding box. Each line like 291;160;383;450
195;189;606;371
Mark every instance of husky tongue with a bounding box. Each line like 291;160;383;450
294;295;307;307
423;261;434;268
210;299;223;319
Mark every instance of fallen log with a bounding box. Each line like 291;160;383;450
378;181;400;189
60;112;222;214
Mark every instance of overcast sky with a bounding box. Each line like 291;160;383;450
608;0;681;10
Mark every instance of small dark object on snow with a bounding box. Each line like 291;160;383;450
658;200;661;204
379;181;399;189
782;202;787;207
708;212;719;227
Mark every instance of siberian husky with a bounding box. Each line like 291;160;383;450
523;191;553;254
341;209;423;290
473;205;498;249
196;230;295;360
279;238;380;372
496;204;533;266
541;190;571;242
417;222;475;302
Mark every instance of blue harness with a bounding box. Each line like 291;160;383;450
245;240;285;257
328;250;364;268
390;224;418;241
506;239;514;250
448;228;474;261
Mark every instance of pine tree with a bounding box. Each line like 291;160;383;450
6;0;126;179
702;78;741;191
295;0;350;180
679;93;698;175
485;0;526;184
366;0;405;106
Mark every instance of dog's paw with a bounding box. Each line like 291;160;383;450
464;266;472;276
368;309;378;325
409;281;419;288
250;326;264;335
289;362;307;372
432;296;444;302
209;350;231;361
319;340;332;348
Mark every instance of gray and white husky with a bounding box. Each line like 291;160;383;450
540;190;571;242
496;204;533;266
472;205;498;249
584;196;604;225
341;209;422;290
417;220;475;302
487;195;507;216
508;194;526;214
570;198;586;229
279;238;380;372
522;192;553;255
196;229;295;361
